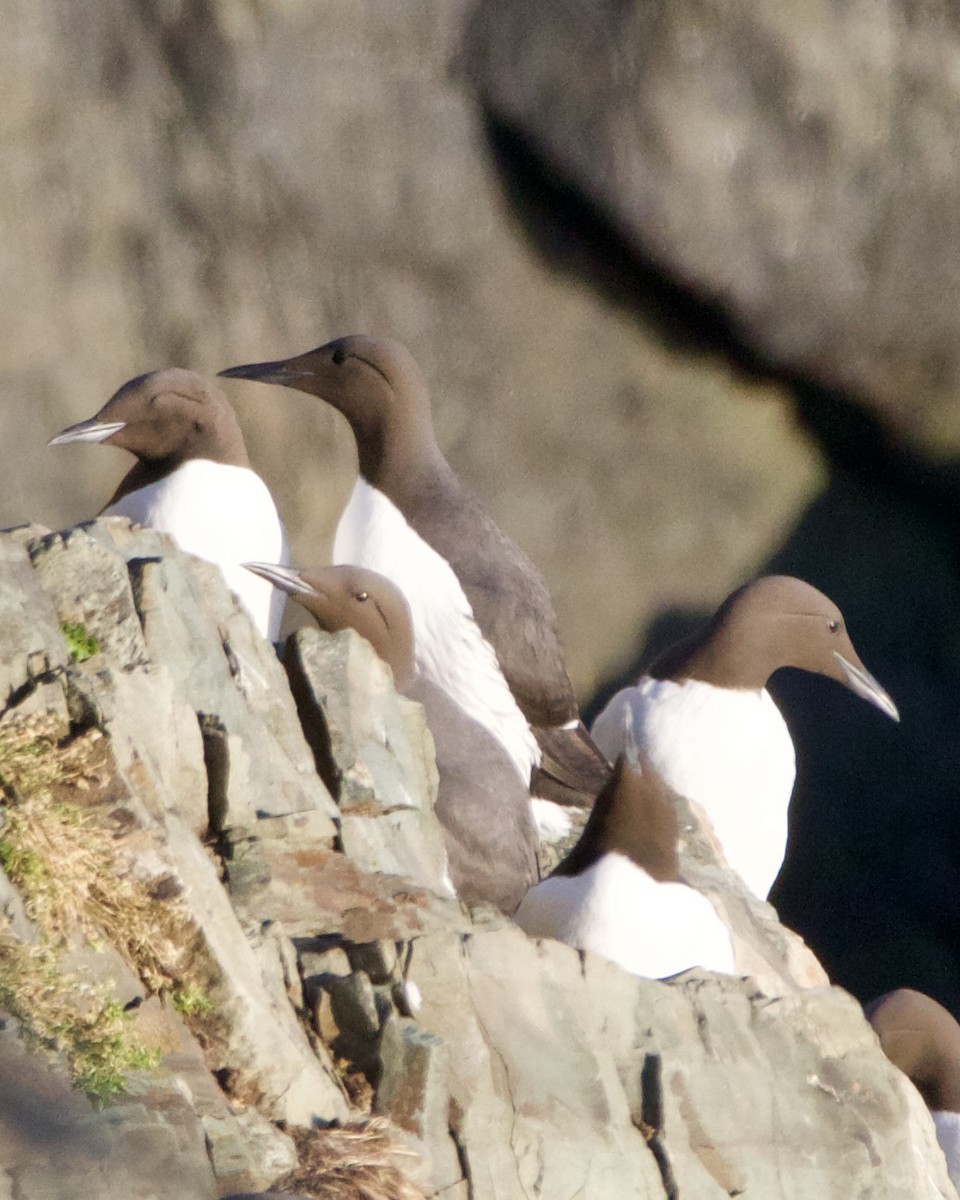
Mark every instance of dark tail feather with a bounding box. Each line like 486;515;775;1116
531;721;612;808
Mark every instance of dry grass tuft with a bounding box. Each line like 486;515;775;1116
0;715;206;1102
277;1117;427;1200
0;936;160;1105
0;712;66;798
0;717;196;990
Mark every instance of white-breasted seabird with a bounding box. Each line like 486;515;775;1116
590;575;899;900
867;988;960;1195
49;369;289;641
220;336;610;805
245;560;540;915
514;712;735;978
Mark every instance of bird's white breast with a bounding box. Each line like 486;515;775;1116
333;478;539;785
515;852;735;979
104;459;289;641
590;677;795;900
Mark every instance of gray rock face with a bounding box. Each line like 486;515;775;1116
155;814;350;1126
378;927;953;1199
0;522;348;1194
119;527;339;832
463;0;960;453
28;524;151;668
675;790;829;993
0;537;71;707
0;520;954;1199
0;1017;217;1200
285;626;452;894
2;0;822;718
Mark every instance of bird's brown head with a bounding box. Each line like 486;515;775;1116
243;561;416;691
219;335;437;485
651;575;899;721
866;988;960;1110
554;712;682;882
49;369;248;468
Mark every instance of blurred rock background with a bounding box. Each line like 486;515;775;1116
2;1;958;1015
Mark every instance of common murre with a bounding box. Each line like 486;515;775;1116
590;575;899;900
50;369;289;640
514;710;735;978
867;987;960;1195
245;560;540;914
220;335;610;805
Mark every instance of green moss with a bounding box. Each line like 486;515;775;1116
69;1000;162;1106
0;728;188;1104
61;621;100;664
171;982;215;1017
0;837;43;882
0;943;161;1107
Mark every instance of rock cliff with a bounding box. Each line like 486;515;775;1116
0;521;952;1198
5;2;960;1023
461;0;960;1024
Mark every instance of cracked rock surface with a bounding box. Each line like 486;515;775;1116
0;520;952;1199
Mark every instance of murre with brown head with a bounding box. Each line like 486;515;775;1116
590;575;899;900
220;336;610;808
514;709;735;978
244;560;540;915
866;988;960;1192
49;368;289;641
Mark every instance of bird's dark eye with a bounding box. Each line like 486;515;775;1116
355;591;369;602
332;347;347;365
828;619;840;634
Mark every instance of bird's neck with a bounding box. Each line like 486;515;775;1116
357;416;451;507
196;420;250;469
649;624;773;690
104;457;181;508
553;760;681;882
103;444;249;510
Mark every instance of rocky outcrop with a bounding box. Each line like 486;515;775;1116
285;626;452;894
462;0;960;456
1;0;821;709
8;2;957;1028
459;0;960;1027
0;521;954;1198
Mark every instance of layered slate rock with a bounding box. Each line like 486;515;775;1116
78;518;339;831
285;625;451;893
0;535;70;708
0;521;348;1197
463;0;960;453
344;925;953;1200
675;789;828;992
0;520;955;1199
0;1017;217;1200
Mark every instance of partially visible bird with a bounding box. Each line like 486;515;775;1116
245;560;540;915
590;575;899;900
220;336;610;805
49;369;289;640
867;988;960;1195
514;710;735;979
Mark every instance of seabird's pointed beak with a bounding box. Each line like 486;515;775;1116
833;652;900;722
218;360;314;387
242;562;316;597
48;419;127;447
